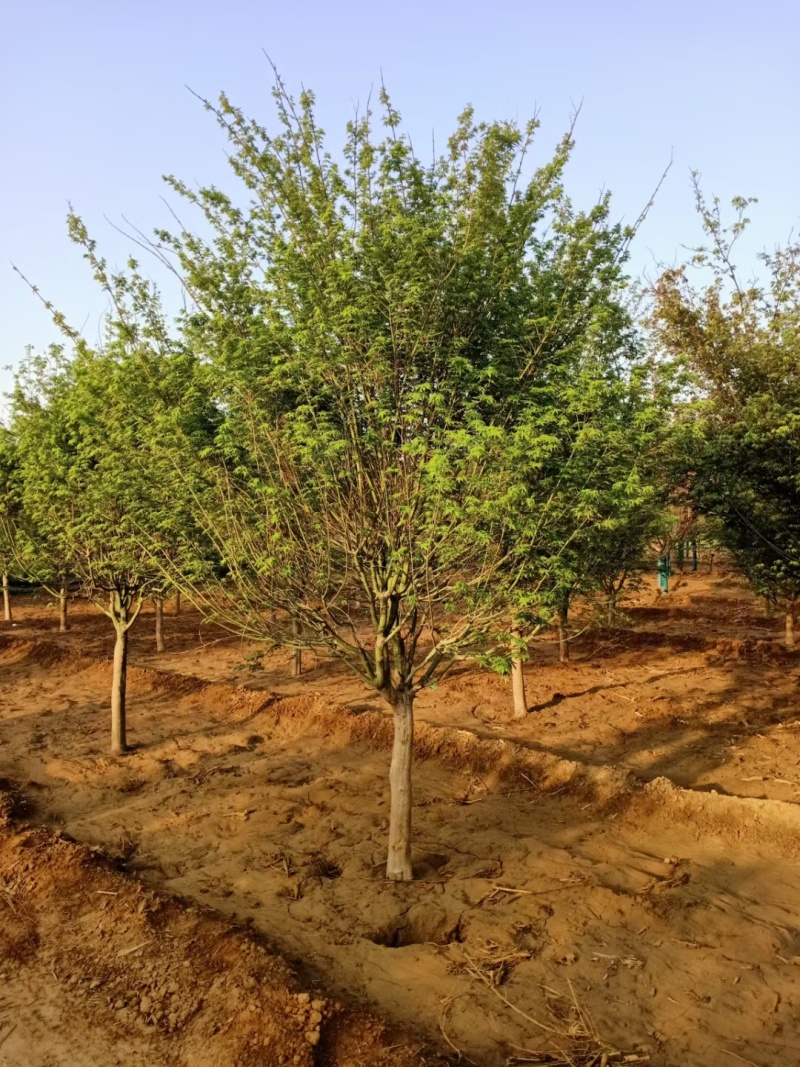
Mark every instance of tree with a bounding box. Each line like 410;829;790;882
10;306;201;752
14;195;220;715
652;179;800;648
501;334;674;713
160;81;652;877
37;78;646;879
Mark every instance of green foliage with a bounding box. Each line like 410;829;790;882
9;220;220;617
112;77;651;700
11;344;156;608
652;177;800;611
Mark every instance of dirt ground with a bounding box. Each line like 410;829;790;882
2;569;800;1066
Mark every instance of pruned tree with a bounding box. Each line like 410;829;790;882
39;77;650;879
161;80;652;877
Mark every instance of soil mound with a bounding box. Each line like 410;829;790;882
0;784;443;1067
0;634;92;674
200;686;800;855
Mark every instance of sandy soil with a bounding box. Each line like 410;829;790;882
2;571;800;1066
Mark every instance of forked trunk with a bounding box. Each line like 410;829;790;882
111;621;129;755
386;689;414;881
58;587;68;632
291;618;302;676
786;609;796;652
174;590;181;615
511;656;527;718
2;572;11;623
155;598;165;653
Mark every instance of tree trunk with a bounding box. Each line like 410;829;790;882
111;621;129;755
607;591;616;628
2;572;10;623
291;618;302;676
155;598;165;653
786;609;796;652
58;587;68;632
174;590;181;615
709;552;714;574
557;604;569;663
511;657;527;718
386;689;414;881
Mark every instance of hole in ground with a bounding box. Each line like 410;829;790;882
368;904;465;947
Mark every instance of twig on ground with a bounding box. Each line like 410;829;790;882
460;950;648;1066
721;1051;764;1067
438;995;478;1064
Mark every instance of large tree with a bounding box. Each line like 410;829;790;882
33;79;647;879
157;82;646;879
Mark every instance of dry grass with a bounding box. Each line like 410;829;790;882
456;950;650;1066
0;883;39;963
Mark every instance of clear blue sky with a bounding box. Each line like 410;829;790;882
2;0;798;405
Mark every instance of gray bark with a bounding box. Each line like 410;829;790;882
111;619;129;755
291;617;302;676
558;605;570;663
386;689;414;881
2;572;10;623
155;598;165;653
511;649;527;718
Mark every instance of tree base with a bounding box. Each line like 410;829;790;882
385;863;414;882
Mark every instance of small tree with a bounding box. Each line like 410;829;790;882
2;410;78;632
652;179;800;647
11;336;176;752
503;351;674;717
